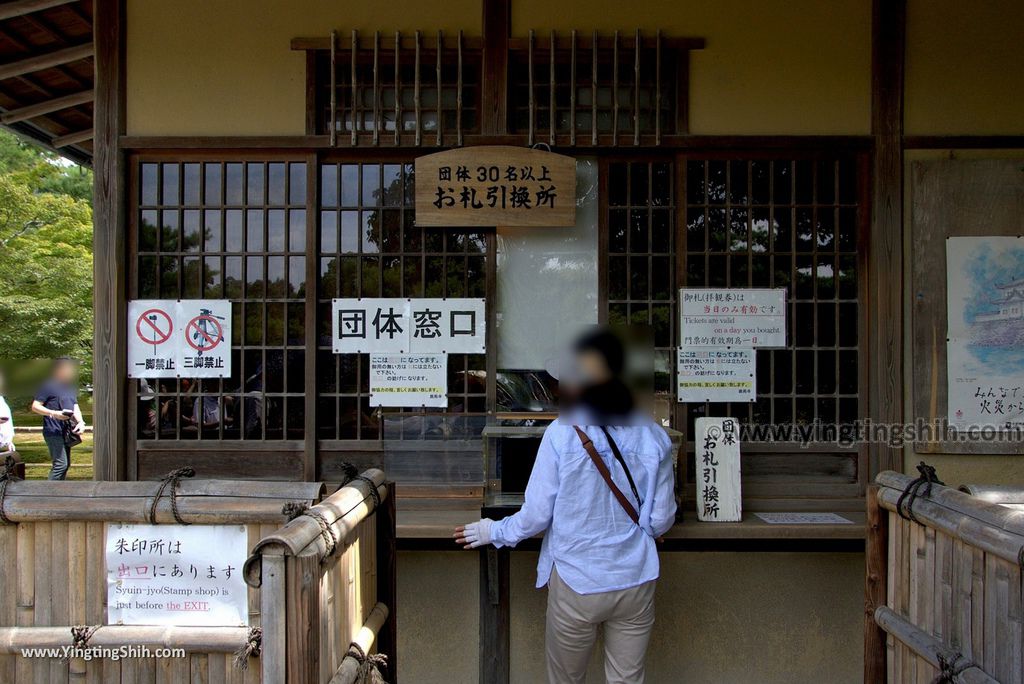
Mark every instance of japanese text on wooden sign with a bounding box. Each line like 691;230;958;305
106;523;248;627
414;146;576;227
695;417;742;522
679;288;786;348
370;353;448;408
677;348;756;403
128;300;232;379
332;298;485;354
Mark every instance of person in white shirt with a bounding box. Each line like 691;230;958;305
0;370;15;452
455;329;676;684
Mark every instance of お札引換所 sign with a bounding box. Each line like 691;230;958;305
414;146;576;227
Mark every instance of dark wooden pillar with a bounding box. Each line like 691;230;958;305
864;484;890;683
869;0;906;477
479;545;510;684
92;0;128;481
480;0;510;136
376;482;399;682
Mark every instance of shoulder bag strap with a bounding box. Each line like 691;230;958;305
599;426;643;511
573;425;640;525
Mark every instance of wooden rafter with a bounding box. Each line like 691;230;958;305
0;42;92;80
0;0;77;22
1;88;91;123
51;126;90;147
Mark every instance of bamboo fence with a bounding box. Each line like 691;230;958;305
0;477;324;683
867;471;1024;684
0;470;396;684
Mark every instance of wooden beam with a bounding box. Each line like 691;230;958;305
480;0;510;135
51;127;91;147
864;485;889;684
0;43;93;80
869;0;905;476
1;89;93;124
92;0;126;481
0;0;76;21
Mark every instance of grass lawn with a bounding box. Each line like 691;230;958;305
13;431;94;480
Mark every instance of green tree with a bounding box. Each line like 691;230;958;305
0;130;93;379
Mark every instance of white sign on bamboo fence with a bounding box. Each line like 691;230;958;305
106;523;249;627
695;417;742;522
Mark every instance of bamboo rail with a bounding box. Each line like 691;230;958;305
869;470;1024;684
328;602;389;684
959;484;1024;506
0;626;250;653
875;607;999;684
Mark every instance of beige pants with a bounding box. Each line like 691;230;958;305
545;567;657;684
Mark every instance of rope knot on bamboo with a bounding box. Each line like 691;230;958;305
61;625;100;662
341;462;380;514
233;626;262;670
931;652;972;684
346;641;389;684
896;461;944;524
147;466;195;525
283;501;338;557
0;452;22;525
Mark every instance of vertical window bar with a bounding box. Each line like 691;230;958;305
457;30;464;147
372;31;380;146
591;30;598;146
435;30;443;146
527;29;535;147
612;30;619;146
414;31;422;146
549;30;556;146
329;30;337;147
569;30;577;146
350;30;358;145
655;30;662;145
633;29;640;146
394;31;401;146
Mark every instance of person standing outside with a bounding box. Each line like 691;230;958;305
455;329;677;684
0;369;14;453
31;357;84;480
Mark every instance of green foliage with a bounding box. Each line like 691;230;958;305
0;130;93;380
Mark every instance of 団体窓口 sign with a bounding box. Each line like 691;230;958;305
414;146;576;227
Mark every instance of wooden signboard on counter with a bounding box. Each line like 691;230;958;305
414;146;576;227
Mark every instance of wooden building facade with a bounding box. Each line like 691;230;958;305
4;0;1023;681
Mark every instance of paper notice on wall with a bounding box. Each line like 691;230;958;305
695;417;742;522
369;353;448;408
106;523;248;627
333;298;486;354
946;236;1024;431
754;512;853;525
128;299;232;379
679;288;786;348
677;347;756;402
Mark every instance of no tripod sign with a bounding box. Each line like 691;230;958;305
128;300;232;379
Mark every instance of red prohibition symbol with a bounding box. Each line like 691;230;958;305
185;314;224;352
136;308;173;345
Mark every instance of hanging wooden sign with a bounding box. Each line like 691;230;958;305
414;146;576;227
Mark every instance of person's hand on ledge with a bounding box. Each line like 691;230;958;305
454;518;494;549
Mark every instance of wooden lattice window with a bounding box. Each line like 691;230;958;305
316;161;490;440
304;33;480;144
508;33;692;144
133;159;309;441
681;157;866;450
604;160;677;423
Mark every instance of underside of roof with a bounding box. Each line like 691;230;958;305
0;0;94;167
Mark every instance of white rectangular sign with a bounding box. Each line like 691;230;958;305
332;298;486;354
106;523;248;627
695;417;742;522
128;299;232;379
369;353;448;408
754;512;853;525
677;347;756;403
679;288;786;348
